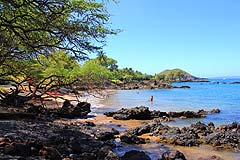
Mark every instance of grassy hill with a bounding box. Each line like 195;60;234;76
155;68;204;82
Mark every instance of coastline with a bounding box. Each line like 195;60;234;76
60;91;239;160
0;88;239;159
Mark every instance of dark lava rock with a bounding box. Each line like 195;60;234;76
159;127;200;146
105;106;152;120
168;111;204;118
105;106;220;120
95;128;119;141
190;121;214;136
0;119;120;159
4;142;31;157
204;131;239;150
120;133;146;144
62;100;74;109
73;102;91;116
198;109;220;115
104;112;115;117
210;109;220;114
104;150;120;160
124;120;239;150
57;101;91;118
113;113;131;120
160;150;186;160
151;110;168;118
127;119;165;136
39;146;61;160
121;150;151;160
26;104;46;114
179;86;191;89
230;82;240;84
173;86;191;89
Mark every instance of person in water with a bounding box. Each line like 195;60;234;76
149;96;153;102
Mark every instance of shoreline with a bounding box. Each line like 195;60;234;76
63;114;240;160
72;90;240;160
0;88;239;159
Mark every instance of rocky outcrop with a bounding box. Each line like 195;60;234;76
104;106;152;120
173;85;191;89
230;82;240;84
0;120;120;160
118;80;173;90
95;128;119;141
168;110;205;118
24;101;92;119
123;120;240;151
203;122;240;150
104;106;220;120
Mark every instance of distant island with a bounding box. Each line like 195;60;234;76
155;68;209;82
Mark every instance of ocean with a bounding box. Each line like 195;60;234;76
96;78;240;126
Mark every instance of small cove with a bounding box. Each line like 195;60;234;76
91;78;240;159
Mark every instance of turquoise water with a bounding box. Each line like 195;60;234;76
98;78;240;126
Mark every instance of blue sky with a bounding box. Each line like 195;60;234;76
103;0;240;78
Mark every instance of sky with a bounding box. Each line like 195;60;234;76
103;0;240;78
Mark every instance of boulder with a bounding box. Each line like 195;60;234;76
4;142;31;157
160;150;186;160
57;101;91;118
120;133;146;144
72;102;91;117
39;146;61;160
121;150;151;160
210;109;220;114
62;100;74;109
25;104;46;114
95;128;119;141
104;150;120;160
151;110;168;118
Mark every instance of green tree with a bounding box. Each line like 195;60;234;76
95;54;118;70
78;59;112;89
0;0;116;66
30;51;81;82
0;0;117;106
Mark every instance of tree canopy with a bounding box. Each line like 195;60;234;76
0;0;118;106
0;0;116;66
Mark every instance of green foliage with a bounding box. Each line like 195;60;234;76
111;67;152;83
0;50;81;85
155;68;194;82
0;0;116;66
79;59;112;86
30;51;81;82
96;55;118;70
